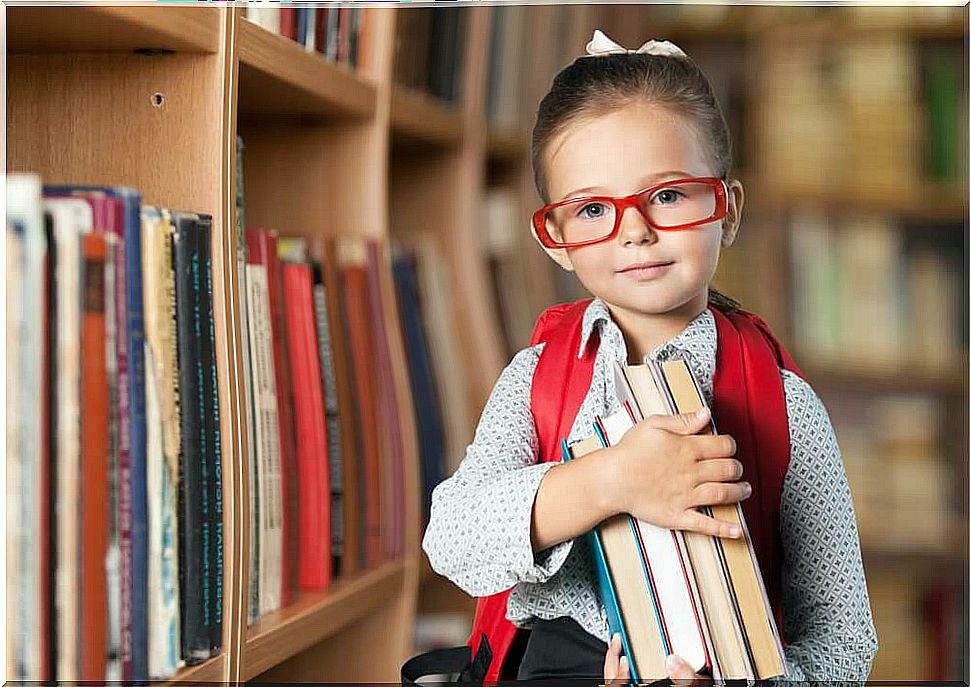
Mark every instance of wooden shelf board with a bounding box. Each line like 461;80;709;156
390;86;463;150
237;18;377;120
486;124;530;165
800;358;968;395
242;559;406;680
161;652;226;685
751;179;966;223
7;6;222;54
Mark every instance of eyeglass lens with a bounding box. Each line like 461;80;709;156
544;180;718;245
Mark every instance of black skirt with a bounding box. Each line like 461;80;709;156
515;615;609;681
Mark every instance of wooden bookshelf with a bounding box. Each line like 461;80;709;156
390;85;464;149
6;5;222;54
243;559;406;680
237;16;377;120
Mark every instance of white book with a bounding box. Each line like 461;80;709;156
46;197;92;682
6;173;47;680
246;263;284;615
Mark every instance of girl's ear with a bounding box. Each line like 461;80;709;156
530;225;576;272
721;179;745;247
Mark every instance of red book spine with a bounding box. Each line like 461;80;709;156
282;263;331;590
336;7;351;65
80;234;110;680
342;265;382;567
280;7;297;40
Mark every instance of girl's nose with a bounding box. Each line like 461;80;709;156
617;204;658;246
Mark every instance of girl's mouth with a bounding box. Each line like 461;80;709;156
617;261;674;281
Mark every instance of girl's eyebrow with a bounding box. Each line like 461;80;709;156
562;171;693;200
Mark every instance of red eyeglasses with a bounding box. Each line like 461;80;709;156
531;176;729;249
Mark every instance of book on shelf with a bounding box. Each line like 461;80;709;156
788;205;966;372
317;236;361;579
282;258;333;591
6;173;225;682
244;5;366;70
393;7;466;104
401;234;475;480
391;246;446;528
563;356;786;682
244;229;286;614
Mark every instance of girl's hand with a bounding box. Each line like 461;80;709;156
606;407;751;538
603;643;710;687
603;633;630;685
665;654;712;687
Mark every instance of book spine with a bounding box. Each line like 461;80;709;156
80;234;110;681
312;279;344;577
264;232;298;604
285;263;331;590
43;213;56;684
174;219;211;663
245;252;283;615
243;264;264;619
108;204;133;682
562;440;641;684
119;190;149;682
198;216;223;653
140;208;181;679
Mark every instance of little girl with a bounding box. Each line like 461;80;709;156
422;30;877;682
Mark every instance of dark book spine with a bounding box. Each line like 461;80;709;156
312;275;344;578
337;269;367;572
44;214;58;682
173;218;211;663
198;215;223;654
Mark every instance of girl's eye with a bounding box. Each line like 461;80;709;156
652;188;685;205
577;202;608;219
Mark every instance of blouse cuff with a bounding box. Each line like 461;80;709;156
506;461;575;584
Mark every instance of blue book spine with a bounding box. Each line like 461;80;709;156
118;187;149;682
560;439;641;685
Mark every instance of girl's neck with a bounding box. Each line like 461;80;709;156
604;291;709;365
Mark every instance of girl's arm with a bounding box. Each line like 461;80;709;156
421;343;613;597
775;370;879;681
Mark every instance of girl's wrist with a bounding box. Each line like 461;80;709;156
594;445;629;519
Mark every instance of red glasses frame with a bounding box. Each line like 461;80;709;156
531;176;730;249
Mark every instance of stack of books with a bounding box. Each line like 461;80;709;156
563;356;787;682
6;174;224;682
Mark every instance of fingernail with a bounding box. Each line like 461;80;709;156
743;482;752;497
665;654;682;672
620;656;628;669
730;526;741;538
696;407;710;420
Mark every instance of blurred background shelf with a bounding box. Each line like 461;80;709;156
237;16;377;120
390;86;464;150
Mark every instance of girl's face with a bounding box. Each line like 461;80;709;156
537;101;744;322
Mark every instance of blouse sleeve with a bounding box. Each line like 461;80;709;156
774;370;879;681
421;343;575;597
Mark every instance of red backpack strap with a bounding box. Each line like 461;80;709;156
711;307;797;642
531;298;599;465
467;298;599;683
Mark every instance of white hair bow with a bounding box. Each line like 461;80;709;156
585;29;687;59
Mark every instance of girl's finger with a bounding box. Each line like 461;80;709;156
603;633;623;683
